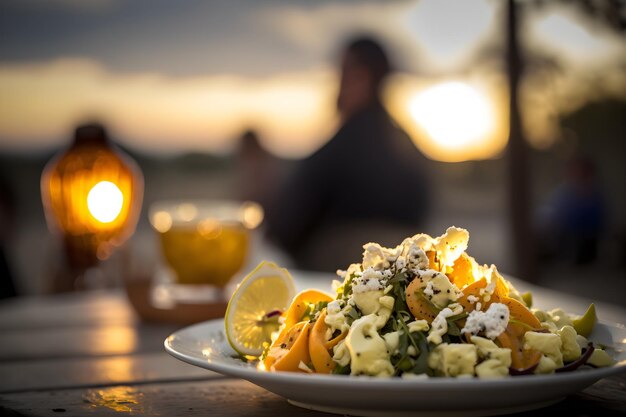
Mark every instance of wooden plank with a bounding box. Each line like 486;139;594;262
0;291;134;331
0;379;331;417
1;376;625;417
0;352;219;394
0;323;178;361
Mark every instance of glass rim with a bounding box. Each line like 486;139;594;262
148;199;263;230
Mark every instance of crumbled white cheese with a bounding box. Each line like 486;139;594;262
362;243;402;271
337;263;362;280
467;295;479;304
475;302;482;311
327;300;342;315
433;226;469;267
405;242;429;273
461;303;510;339
352;267;387;294
427;308;456;344
395;257;406;271
407;233;434;252
325;300;350;333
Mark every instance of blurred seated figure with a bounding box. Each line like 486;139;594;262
266;36;430;271
235;129;281;212
538;155;606;264
0;176;17;298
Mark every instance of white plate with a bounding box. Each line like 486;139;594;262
165;319;626;417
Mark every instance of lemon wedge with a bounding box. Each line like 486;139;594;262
225;261;296;357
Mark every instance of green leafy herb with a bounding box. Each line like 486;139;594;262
332;364;351;375
299;300;329;323
446;320;461;337
414;290;442;313
410;331;431;375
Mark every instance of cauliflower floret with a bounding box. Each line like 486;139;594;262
471;336;511;378
575;334;589;350
470;336;512;368
535;355;559;374
407;319;430;333
383;331;401;355
547;308;575;328
345;315;394;377
558;325;582;362
353;290;385;315
524;331;563;368
428;343;477;377
332;339;351;367
588;349;615;367
475;359;509;378
533;308;574;329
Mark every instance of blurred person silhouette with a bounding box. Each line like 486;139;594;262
538;155;606;264
265;36;431;271
0;175;17;298
235;129;282;212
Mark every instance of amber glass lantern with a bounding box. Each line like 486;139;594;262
41;123;143;290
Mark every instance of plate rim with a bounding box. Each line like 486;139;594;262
164;318;626;389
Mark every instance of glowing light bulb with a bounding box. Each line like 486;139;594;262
87;181;124;223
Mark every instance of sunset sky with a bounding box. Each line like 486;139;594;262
1;0;624;161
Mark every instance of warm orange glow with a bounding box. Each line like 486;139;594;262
87;181;124;223
41;138;143;262
386;76;508;162
409;82;493;149
0;59;336;158
85;386;142;413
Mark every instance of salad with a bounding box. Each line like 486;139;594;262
233;227;614;378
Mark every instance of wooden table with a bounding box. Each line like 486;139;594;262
0;274;625;417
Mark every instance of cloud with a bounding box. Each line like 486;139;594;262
0;58;338;157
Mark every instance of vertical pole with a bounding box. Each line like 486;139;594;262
506;0;536;282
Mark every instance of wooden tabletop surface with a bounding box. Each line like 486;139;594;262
0;274;625;417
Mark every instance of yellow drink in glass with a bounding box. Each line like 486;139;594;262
150;201;263;290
